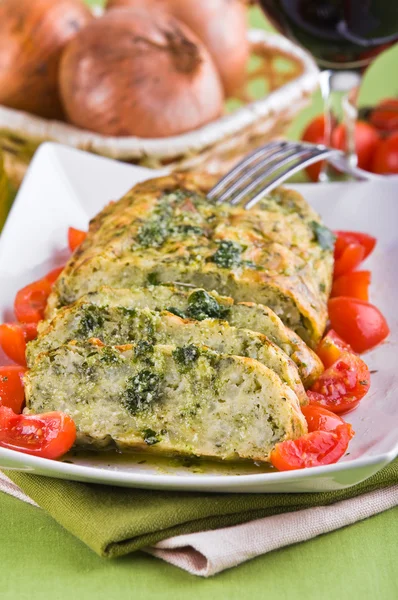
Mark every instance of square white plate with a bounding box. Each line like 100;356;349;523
0;143;396;493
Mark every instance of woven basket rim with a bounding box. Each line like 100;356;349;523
0;29;319;160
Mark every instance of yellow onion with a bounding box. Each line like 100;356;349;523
59;9;224;138
0;0;92;119
106;0;249;96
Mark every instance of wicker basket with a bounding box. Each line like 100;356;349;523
0;29;318;188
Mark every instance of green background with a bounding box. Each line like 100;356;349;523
1;3;398;599
1;491;397;600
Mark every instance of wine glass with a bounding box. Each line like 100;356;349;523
258;0;398;179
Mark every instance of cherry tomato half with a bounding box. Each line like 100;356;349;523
301;405;345;433
334;231;376;261
331;270;371;301
0;366;26;413
308;351;370;414
14;278;52;324
0;407;76;460
332;121;380;171
334;243;365;279
45;266;65;286
371;132;398;175
0;322;37;366
328;297;390;354
316;329;353;369
270;424;354;471
68;227;87;252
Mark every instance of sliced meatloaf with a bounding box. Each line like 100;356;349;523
29;301;307;404
24;340;307;462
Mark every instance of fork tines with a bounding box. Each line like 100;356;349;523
207;141;339;210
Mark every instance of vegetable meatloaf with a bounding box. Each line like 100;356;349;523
28;300;307;404
25;175;334;462
39;285;323;387
47;174;334;347
24;340;307;462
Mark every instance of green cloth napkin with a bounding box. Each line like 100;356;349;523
4;459;397;559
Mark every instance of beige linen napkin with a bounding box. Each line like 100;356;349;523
1;471;397;577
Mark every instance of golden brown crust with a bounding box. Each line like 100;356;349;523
49;174;333;346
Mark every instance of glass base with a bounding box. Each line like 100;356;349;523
318;69;362;182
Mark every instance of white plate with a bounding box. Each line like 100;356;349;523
0;143;397;493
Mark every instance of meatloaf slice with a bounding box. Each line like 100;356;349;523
24;340;307;462
28;301;307;404
46;285;322;387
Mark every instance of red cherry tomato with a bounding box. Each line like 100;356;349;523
334;231;376;261
270;424;354;471
45;266;65;286
14;278;52;324
301;117;381;180
369;98;398;134
301;405;346;432
328;297;390;354
316;329;353;369
0;322;37;366
309;351;370;414
301;115;326;181
68;227;87;252
0;366;27;413
371;132;398;175
0;406;76;460
334;243;365;278
332;121;380;171
331;270;371;301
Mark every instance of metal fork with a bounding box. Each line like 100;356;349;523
207;140;382;210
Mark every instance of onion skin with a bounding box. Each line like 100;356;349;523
0;0;92;119
59;9;224;138
106;0;249;96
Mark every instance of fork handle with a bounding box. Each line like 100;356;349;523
328;155;384;181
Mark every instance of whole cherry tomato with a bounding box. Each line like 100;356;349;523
369;98;398;134
371;132;398;175
301;117;380;180
332;121;380;171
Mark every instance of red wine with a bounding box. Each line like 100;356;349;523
259;0;398;70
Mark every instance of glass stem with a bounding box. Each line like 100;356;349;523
318;69;362;182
